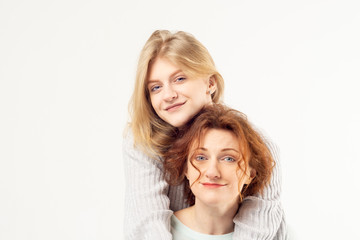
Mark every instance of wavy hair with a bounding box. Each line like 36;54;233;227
128;30;224;157
162;104;275;205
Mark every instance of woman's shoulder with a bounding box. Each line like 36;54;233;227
173;207;191;223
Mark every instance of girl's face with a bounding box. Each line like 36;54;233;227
186;129;252;208
147;57;216;127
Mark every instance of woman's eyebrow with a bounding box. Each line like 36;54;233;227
194;147;238;153
221;148;239;153
198;147;208;151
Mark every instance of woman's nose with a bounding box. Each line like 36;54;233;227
205;161;221;179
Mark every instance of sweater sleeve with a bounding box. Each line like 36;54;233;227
233;142;287;240
122;132;173;240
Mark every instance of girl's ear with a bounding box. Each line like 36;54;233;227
207;75;217;95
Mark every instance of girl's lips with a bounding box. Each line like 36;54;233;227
165;102;185;112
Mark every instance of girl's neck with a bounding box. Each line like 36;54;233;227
175;200;238;235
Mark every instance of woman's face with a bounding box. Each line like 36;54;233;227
186;129;252;208
147;57;216;127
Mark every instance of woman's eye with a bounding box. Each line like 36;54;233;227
223;156;236;162
195;155;207;161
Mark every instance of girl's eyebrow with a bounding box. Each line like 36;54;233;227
147;80;159;85
147;70;183;84
170;70;184;78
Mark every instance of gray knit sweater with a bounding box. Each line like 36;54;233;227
123;132;287;239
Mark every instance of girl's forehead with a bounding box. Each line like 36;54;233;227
147;58;180;80
148;56;200;80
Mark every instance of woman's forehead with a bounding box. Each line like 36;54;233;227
189;128;239;152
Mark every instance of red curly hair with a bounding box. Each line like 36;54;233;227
162;104;274;205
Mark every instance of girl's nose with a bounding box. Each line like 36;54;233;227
163;85;178;101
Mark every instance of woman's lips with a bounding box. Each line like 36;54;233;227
201;183;225;188
165;102;185;112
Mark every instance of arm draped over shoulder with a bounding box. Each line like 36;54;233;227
123;132;172;240
233;141;288;240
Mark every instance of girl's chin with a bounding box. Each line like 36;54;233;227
167;117;190;128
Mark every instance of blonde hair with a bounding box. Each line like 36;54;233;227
128;30;225;157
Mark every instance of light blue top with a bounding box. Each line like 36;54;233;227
171;215;234;240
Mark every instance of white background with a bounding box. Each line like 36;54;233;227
1;0;359;239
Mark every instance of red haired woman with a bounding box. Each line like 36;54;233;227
162;104;285;239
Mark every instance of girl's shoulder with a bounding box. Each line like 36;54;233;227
122;128;162;165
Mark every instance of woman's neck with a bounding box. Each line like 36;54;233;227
175;199;239;235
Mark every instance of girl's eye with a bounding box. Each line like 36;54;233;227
223;156;236;162
175;77;186;82
195;155;207;161
150;85;161;92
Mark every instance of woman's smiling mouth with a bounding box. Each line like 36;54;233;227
201;183;226;188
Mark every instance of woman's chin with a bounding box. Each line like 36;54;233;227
197;197;226;208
